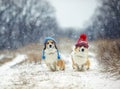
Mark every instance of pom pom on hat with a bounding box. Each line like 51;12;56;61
75;34;89;48
80;34;87;41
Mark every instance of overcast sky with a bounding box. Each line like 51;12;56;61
49;0;98;29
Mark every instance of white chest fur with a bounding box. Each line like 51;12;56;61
71;52;88;66
44;49;58;64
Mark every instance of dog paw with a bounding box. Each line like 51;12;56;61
56;66;60;71
77;65;84;71
48;64;56;71
82;65;90;71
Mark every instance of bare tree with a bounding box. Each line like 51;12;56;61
0;0;58;49
83;0;120;40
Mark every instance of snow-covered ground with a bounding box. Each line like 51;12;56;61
0;54;5;60
0;48;120;89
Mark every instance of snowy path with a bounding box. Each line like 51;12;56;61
0;54;27;71
0;51;120;89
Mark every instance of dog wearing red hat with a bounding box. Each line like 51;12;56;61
71;34;90;71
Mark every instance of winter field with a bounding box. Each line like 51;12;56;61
0;39;120;89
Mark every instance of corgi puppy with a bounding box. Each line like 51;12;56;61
71;34;90;71
42;37;65;71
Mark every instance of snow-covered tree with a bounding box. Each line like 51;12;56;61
98;0;120;39
0;0;58;49
84;0;120;40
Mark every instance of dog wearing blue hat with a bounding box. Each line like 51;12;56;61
42;37;65;71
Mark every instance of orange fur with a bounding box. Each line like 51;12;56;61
85;59;90;69
45;40;55;47
71;55;79;69
57;59;65;70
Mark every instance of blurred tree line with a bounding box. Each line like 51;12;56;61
0;0;59;49
58;0;120;41
83;0;120;40
0;0;120;49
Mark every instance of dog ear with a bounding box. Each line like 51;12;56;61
54;41;58;49
43;43;46;50
74;46;78;51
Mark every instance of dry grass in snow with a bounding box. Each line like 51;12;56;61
95;39;120;78
0;38;120;89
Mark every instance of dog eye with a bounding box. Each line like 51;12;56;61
46;42;49;44
51;42;54;44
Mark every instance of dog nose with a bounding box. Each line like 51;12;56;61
49;45;52;48
81;48;84;52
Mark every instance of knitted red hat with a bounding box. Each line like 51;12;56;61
75;34;89;48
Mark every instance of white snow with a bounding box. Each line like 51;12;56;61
0;54;27;71
0;50;120;89
0;54;5;60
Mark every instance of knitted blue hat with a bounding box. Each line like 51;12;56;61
42;37;60;60
44;37;56;44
